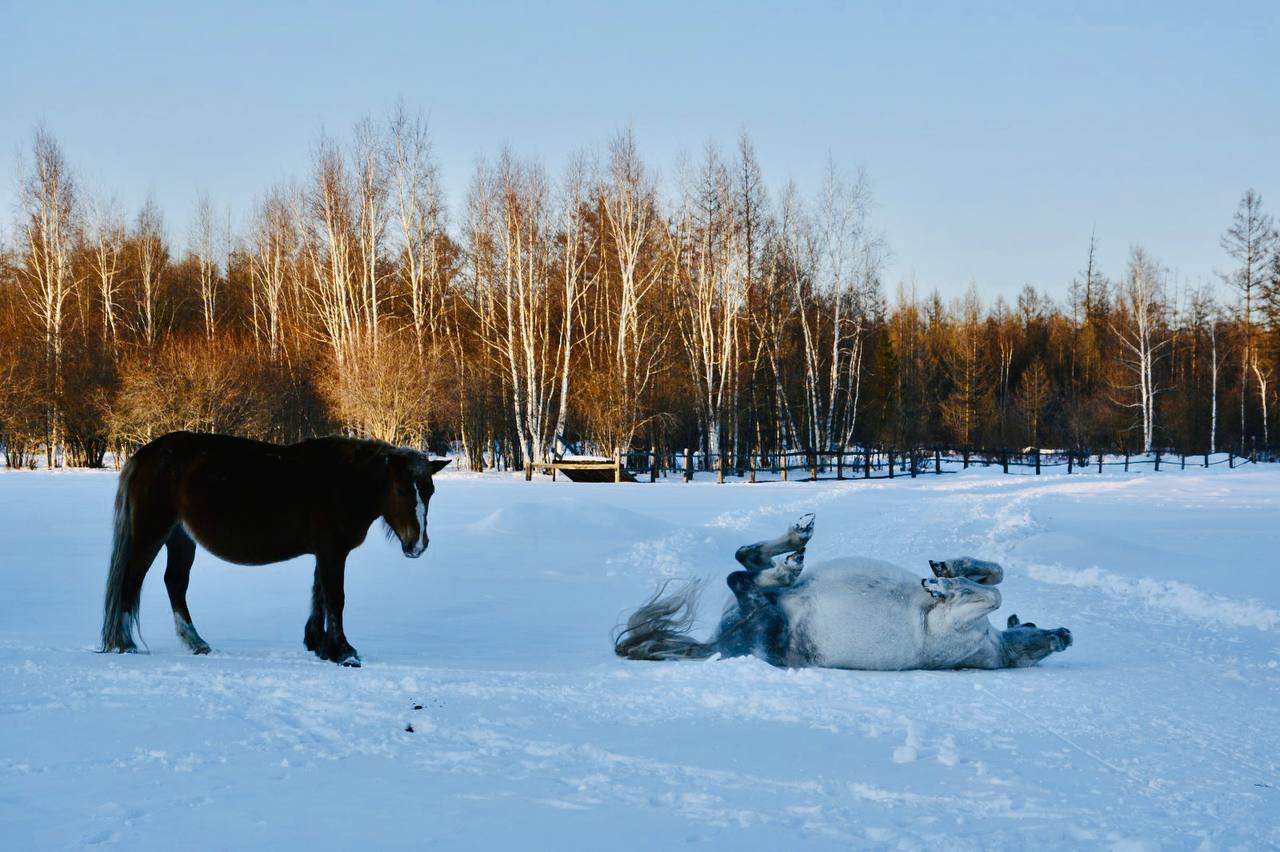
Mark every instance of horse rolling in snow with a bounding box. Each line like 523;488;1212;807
100;431;449;666
614;514;1072;670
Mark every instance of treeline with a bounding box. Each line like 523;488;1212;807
2;111;1278;470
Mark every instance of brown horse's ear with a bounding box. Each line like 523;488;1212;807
429;458;451;474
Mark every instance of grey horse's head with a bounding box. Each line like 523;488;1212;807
922;576;1002;632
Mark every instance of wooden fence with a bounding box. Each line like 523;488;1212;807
526;445;1268;483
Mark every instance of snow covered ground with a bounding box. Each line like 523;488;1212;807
1;463;1277;850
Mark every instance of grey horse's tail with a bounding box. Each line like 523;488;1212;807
100;459;140;652
613;580;717;661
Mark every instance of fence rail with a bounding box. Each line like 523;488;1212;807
526;445;1270;483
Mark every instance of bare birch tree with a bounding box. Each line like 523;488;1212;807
17;127;78;465
462;155;568;464
353;117;389;352
250;188;297;361
387;104;446;353
551;156;596;447
598;130;667;450
191;193;223;340
86;195;125;350
674;146;746;463
1110;247;1170;453
133;197;166;349
1221;189;1276;448
301;137;359;366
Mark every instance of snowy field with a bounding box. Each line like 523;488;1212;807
1;463;1278;850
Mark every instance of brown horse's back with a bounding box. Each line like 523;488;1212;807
125;432;377;565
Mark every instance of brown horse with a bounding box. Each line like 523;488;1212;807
100;431;449;666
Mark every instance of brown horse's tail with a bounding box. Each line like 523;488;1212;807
613;580;717;661
101;457;142;652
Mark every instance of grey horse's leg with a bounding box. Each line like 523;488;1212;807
1000;624;1073;667
929;556;1004;586
735;513;815;573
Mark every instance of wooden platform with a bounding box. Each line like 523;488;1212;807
558;465;636;483
526;459;636;483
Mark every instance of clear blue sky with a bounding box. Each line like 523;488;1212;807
3;0;1277;301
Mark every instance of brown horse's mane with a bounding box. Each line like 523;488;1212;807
290;435;423;468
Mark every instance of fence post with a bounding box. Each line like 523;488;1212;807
1180;453;1185;470
810;451;818;481
525;461;533;481
1155;450;1160;472
1204;452;1209;468
651;447;658;483
1034;447;1040;475
750;446;757;483
717;450;725;484
684;448;692;482
1098;452;1103;474
935;447;941;475
1124;452;1129;472
865;447;872;479
1001;448;1009;474
1229;452;1234;469
910;451;917;478
614;447;622;483
963;447;970;469
1068;452;1073;474
781;449;789;481
889;449;895;479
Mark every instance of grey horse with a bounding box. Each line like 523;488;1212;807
614;514;1072;670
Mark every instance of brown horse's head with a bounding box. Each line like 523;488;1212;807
381;451;450;557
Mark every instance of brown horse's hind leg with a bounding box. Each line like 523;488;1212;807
303;568;326;656
104;501;172;653
164;526;210;654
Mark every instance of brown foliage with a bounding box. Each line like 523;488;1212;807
108;336;277;445
320;333;448;446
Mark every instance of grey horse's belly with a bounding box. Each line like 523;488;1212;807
779;558;933;670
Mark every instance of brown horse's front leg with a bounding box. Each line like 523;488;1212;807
315;551;360;667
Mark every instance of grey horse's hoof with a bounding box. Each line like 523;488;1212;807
192;644;211;655
781;549;805;581
337;652;362;667
759;550;806;588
